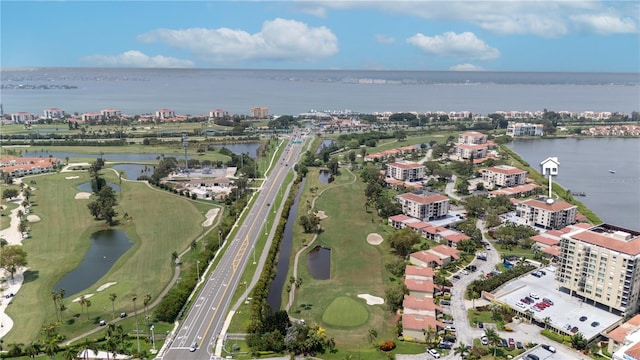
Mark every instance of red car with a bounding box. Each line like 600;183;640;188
508;338;515;348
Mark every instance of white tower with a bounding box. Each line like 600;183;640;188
540;157;559;199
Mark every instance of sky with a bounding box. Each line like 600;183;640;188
1;1;639;72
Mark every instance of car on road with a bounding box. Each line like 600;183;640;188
189;341;198;352
591;321;600;327
427;348;440;358
120;312;127;318
579;316;588;321
541;344;557;353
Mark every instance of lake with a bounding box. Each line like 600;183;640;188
506;138;640;229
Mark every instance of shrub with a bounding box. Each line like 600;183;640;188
380;341;396;351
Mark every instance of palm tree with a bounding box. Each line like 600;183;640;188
62;346;78;360
59;303;67;321
109;293;117;318
78;295;86;318
24;342;41;359
85;299;92;321
44;339;59;360
484;328;501;357
171;251;179;265
454;343;472;359
7;342;24;357
424;325;437;346
82;338;98;360
51;291;60;322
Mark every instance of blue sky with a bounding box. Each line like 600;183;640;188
2;1;639;72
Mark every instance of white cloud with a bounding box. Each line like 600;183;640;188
306;1;639;37
375;34;395;44
407;32;500;61
138;18;338;64
449;63;485;71
81;50;194;68
570;14;638;35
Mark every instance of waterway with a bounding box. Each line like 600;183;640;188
266;178;306;312
54;229;134;297
506;137;640;229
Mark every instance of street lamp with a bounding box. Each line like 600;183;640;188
150;325;156;353
196;260;200;281
218;230;222;249
132;295;140;352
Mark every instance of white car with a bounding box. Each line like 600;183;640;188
445;325;456;332
516;302;526;308
529;292;540;299
460;270;469;275
428;348;441;358
481;336;489;345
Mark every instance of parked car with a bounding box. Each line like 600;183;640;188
481;336;488;345
440;300;451;306
438;341;453;349
571;326;579;333
539;270;546;275
542;297;554;305
501;338;508;347
591;321;600;327
477;321;484;329
529;292;540;299
453;274;461;280
516;341;524;349
428;348;441;358
460;270;469;275
508;338;515;348
526;354;540;360
580;316;588;321
445;325;456;332
531;271;542;278
542;344;557;353
516;302;526;308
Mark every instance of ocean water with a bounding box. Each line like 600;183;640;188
1;68;638;116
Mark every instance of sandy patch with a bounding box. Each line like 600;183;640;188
316;210;328;220
72;294;94;302
97;282;117;292
201;208;220;227
27;215;41;222
65;176;80;180
358;294;384;305
75;192;92;200
367;233;383;245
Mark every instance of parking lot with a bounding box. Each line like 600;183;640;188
494;266;621;341
518;343;591;360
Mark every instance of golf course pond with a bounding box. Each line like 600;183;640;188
307;246;331;280
318;169;332;184
54;229;134;297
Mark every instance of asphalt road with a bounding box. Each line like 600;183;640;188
159;133;307;360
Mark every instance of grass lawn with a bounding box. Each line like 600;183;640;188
4;169;212;343
286;167;403;358
322;296;369;327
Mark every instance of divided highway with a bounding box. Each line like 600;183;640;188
160;134;307;360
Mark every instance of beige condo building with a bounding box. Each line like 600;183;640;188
557;224;640;316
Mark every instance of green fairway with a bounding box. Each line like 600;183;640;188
4;169;215;343
321;296;369;327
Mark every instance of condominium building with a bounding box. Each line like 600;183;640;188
516;197;577;230
10;112;35;124
556;223;640;316
155;109;176;120
506;122;544;136
209;109;229;119
455;144;488;160
458;131;488;145
386;160;426;182
482;165;528;187
43;108;65;119
396;192;450;221
100;109;122;118
250;106;269;119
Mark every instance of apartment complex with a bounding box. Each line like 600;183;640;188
386;160;426;182
516;198;577;230
506;122;544;136
250;106;269;119
396;192;450;221
155;109;176;120
482;165;528;187
556;223;640;316
458;131;488;145
43;108;65;119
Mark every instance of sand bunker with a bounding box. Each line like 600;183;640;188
316;210;328;220
65;176;80;180
358;294;384;305
75;192;92;200
27;215;41;222
72;294;94;302
97;282;117;292
367;233;383;245
201;208;220;227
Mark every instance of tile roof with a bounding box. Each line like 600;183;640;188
404;278;435;293
402;314;444;331
403;295;441;311
522;198;577;212
397;193;449;204
606;315;640;342
410;251;443;266
485;165;527;175
388;161;424;169
430;245;461;259
405;265;435;278
571;229;640;256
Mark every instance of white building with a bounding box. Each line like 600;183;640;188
458;131;487;145
516;198;577;230
396;192;450;221
482;165;528;187
155;109;176;120
10;112;35;124
506;122;544;136
43;108;65;119
101;109;122;118
386;161;426;182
